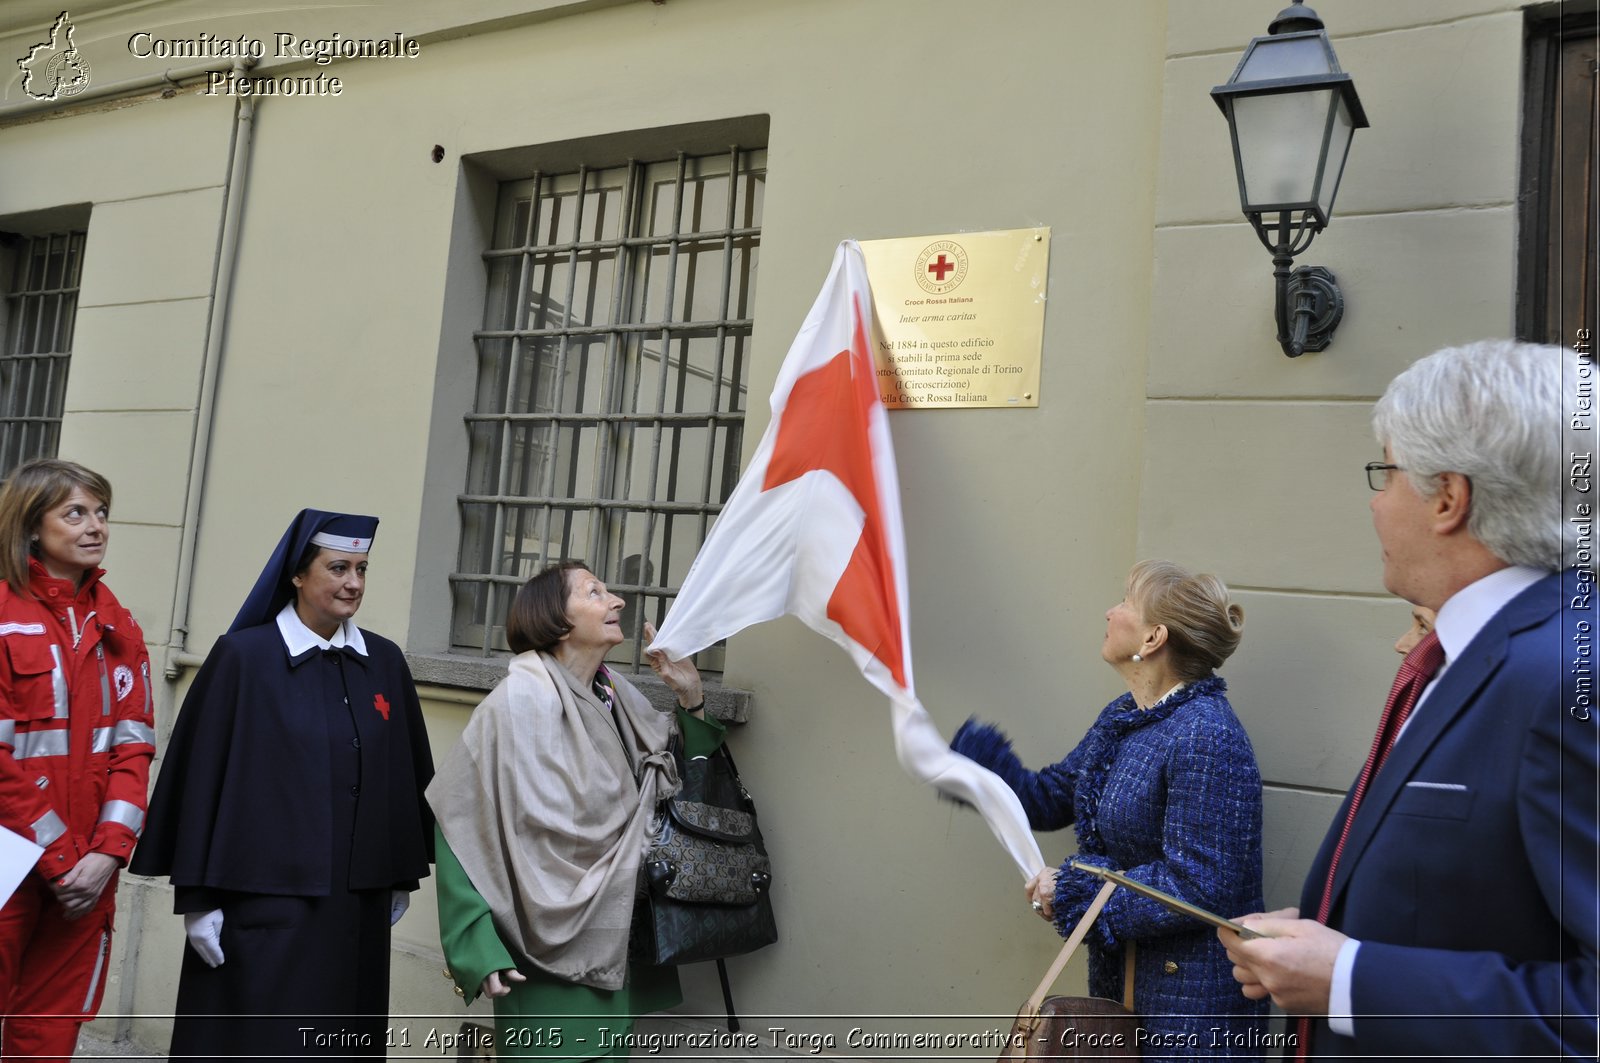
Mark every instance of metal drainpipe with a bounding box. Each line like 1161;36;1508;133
104;60;259;1045
1;57;259;678
162;58;258;680
90;59;257;1045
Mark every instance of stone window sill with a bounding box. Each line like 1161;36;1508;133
404;652;752;724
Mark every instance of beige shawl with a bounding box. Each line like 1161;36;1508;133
426;651;678;990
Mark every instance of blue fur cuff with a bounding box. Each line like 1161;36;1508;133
950;718;1015;770
1054;854;1117;950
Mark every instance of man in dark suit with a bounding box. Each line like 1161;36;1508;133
1224;340;1598;1058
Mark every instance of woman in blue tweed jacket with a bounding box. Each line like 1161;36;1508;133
954;560;1268;1060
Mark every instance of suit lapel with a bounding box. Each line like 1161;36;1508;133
1325;572;1561;912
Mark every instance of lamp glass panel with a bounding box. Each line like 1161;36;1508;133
1316;94;1356;221
1235;35;1333;82
1232;88;1334;208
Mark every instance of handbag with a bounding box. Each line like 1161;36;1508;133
998;880;1141;1061
637;739;778;966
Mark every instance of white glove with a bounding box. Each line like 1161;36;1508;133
184;909;225;968
390;889;411;926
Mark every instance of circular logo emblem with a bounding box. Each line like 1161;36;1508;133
46;50;91;98
914;240;969;295
113;665;134;702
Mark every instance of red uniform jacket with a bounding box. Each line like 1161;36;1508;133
0;560;154;880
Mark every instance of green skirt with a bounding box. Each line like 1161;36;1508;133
491;961;682;1061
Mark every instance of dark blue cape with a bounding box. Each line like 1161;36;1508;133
131;623;433;895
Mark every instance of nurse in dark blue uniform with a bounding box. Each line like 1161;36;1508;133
132;510;435;1059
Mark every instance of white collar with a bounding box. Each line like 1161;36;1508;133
1156;681;1188;704
1432;565;1547;669
274;601;367;657
1138;681;1189;712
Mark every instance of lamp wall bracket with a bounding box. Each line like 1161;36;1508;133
1274;263;1344;357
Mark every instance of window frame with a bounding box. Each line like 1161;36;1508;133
413;119;769;679
0;213;90;474
1516;4;1599;344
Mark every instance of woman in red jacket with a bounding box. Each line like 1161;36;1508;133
0;459;154;1063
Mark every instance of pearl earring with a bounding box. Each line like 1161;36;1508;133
1131;653;1143;662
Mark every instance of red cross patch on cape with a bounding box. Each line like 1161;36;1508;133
373;693;391;721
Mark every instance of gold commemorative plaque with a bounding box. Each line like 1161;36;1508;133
859;228;1050;409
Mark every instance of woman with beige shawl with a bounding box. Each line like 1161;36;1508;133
427;562;724;1059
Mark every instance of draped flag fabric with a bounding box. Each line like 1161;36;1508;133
649;240;1045;877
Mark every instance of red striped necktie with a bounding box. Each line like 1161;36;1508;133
1294;629;1445;1058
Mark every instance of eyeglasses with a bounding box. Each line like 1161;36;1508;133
1364;461;1402;491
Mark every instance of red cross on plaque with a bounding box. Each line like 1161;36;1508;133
927;254;956;281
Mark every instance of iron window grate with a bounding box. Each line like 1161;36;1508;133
0;231;84;473
452;146;764;669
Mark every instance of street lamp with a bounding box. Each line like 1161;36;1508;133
1212;4;1368;357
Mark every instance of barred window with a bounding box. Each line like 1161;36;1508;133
0;231;85;473
452;147;764;667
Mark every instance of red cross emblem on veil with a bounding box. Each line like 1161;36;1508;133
373;693;391;721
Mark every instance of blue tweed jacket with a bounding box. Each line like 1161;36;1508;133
954;676;1269;1061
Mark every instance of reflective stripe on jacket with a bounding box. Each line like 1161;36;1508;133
0;561;154;878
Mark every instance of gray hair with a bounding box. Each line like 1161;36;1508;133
1372;340;1568;571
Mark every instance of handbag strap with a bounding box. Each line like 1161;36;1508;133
704;740;759;814
1123;940;1136;1011
717;742;752;799
1023;880;1116;1014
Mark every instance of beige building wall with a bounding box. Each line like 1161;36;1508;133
0;0;1545;1055
1147;0;1528;915
0;51;242;1037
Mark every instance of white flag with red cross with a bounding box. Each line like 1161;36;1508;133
649;240;1045;877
